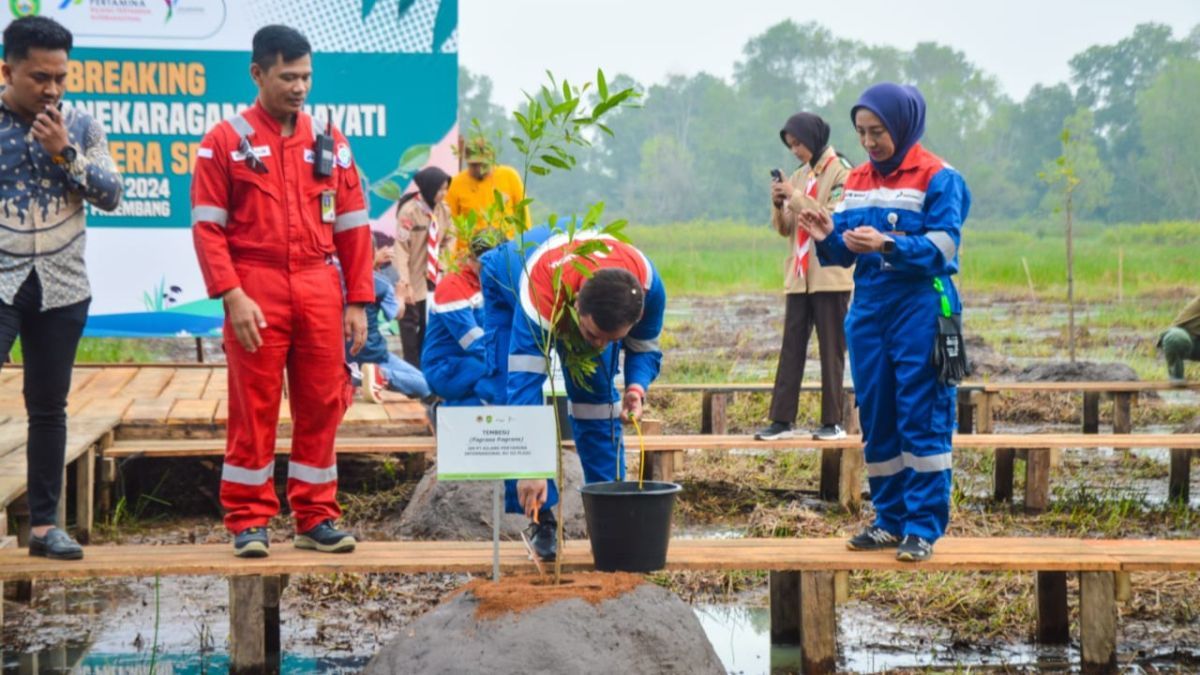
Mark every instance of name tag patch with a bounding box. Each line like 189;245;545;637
303;148;315;164
231;145;272;162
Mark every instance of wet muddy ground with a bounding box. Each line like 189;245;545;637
4;293;1200;673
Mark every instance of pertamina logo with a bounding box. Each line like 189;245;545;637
9;0;40;17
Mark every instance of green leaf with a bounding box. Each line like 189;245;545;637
597;123;613;136
570;261;594;279
541;154;571;170
397;144;431;173
529;165;550;176
372;180;403;201
597;68;608;100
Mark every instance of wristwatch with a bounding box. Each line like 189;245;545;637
51;145;78;166
880;237;896;255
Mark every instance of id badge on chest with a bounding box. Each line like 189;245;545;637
321;191;336;224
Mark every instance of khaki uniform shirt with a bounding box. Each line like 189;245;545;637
770;146;855;294
394;197;453;304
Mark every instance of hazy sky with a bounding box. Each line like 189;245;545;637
460;0;1200;110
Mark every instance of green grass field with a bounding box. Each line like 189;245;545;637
632;219;1200;300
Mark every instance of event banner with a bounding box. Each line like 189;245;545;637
1;0;459;336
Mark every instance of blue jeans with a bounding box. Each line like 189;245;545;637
382;352;431;398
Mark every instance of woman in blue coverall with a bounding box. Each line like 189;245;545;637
797;83;970;562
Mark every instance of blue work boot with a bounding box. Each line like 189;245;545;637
29;527;83;561
294;520;356;553
896;535;934;562
846;525;900;551
233;526;269;558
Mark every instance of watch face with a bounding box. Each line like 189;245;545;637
61;146;77;162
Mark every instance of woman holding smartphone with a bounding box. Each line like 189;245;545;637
797;84;971;562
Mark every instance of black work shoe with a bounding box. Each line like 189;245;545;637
754;421;794;441
813;424;847;441
896;535;934;562
846;525;900;551
29;528;83;561
234;527;269;558
294;520;356;553
526;510;557;562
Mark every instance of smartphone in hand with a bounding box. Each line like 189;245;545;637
770;168;784;183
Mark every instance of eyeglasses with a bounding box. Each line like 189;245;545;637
238;136;269;175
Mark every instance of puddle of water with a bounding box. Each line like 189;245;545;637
3;648;366;674
693;602;1089;674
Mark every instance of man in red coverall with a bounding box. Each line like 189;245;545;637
191;25;371;558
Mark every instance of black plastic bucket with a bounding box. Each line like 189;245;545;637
579;480;682;572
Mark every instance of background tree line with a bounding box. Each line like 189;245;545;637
460;20;1200;225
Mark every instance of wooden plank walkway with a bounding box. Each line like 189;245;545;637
0;365;427;432
4;537;1197;581
104;433;1200;458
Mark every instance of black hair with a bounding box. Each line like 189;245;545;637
372;230;395;250
3;16;72;62
468;232;501;259
251;25;311;71
577;268;644;332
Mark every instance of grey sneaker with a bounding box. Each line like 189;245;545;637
294;520;356;553
846;525;900;551
234;527;269;558
813;424;847;441
755;421;794;440
896;535;934;562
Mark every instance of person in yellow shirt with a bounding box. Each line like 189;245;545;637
446;136;529;254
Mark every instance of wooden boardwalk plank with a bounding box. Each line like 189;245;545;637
71;367;139;402
123;398;176;425
2;537;1174;582
117;368;177;399
343;402;390;423
201;372;228;401
158;368;215;400
383;402;426;422
101;432;1200;460
107;436;436;458
167;399;219;425
0;415;119;506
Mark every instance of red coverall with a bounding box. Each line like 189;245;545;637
191;102;373;534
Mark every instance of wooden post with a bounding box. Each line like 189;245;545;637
74;447;95;545
799;571;837;674
975;392;995;433
769;571;801;645
57;466;68;529
700;392;728;435
0;520;10;627
1114;572;1131;604
263;575;283;671
230;575;283;675
818;449;841;503
1036;571;1069;644
1079;571;1117;674
98;456;117;518
9;497;32;603
1025;448;1052;513
833;571;849;605
1168;448;1192;504
993;447;1015;502
1112;393;1133;453
838;446;863;509
1081;392;1100;434
956;389;975;434
636;419;675;482
842;391;860;435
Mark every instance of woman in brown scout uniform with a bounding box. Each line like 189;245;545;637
393;166;454;369
757;112;855;442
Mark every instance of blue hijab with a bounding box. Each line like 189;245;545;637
851;83;926;177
